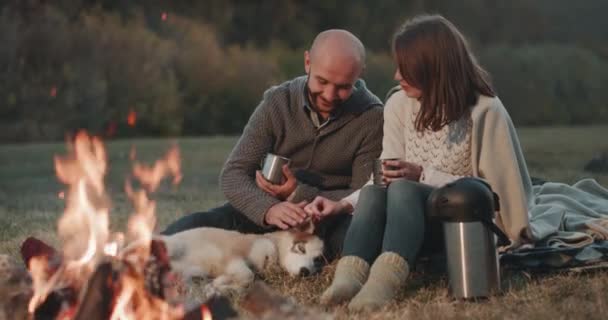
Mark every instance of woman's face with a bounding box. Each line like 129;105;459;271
394;69;422;99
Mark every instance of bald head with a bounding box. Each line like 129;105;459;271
303;30;366;118
309;29;366;72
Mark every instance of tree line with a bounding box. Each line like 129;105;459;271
1;0;607;142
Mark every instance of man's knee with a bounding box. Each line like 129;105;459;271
161;203;236;235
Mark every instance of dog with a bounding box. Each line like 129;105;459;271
158;221;325;293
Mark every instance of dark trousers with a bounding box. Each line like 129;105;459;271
342;180;444;265
161;203;352;261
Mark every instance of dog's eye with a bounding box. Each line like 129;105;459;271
291;241;307;254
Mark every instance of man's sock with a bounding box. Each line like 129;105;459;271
348;251;409;311
320;255;370;306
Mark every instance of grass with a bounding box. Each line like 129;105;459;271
1;126;607;319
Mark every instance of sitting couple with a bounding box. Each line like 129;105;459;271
163;14;534;311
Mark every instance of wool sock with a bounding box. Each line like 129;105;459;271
348;252;409;311
319;255;370;306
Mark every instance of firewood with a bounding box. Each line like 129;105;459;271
20;237;62;275
73;262;114;320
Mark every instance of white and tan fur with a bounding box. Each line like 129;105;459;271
159;222;324;293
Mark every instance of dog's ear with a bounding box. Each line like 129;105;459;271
291;241;306;254
296;219;315;234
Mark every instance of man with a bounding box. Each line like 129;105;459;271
162;30;383;260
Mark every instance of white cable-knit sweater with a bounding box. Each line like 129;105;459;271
343;90;536;244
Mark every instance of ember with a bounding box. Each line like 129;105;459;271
127;110;137;128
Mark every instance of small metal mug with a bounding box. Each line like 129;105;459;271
372;158;400;187
261;153;291;184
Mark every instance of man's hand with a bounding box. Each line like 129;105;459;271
264;201;308;229
382;159;422;184
256;164;298;200
304;197;353;221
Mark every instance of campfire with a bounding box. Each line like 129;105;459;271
17;131;223;320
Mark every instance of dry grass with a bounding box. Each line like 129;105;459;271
1;126;607;319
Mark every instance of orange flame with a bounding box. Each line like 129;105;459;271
131;144;182;192
29;131;184;319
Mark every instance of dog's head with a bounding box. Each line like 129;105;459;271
272;221;325;277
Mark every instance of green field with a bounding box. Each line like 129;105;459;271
1;126;607;319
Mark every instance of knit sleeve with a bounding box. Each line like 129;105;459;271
473;97;534;243
220;88;283;227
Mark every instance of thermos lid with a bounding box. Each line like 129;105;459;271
427;177;500;222
427;177;511;246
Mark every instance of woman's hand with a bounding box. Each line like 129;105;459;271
304;196;353;220
382;159;423;183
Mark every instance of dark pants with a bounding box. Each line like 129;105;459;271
342;180;444;265
161;203;352;261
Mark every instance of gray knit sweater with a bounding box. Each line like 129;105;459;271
220;76;383;226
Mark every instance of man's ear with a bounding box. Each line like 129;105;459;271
304;50;311;74
297;219;315;234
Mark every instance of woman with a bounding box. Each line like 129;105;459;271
304;14;534;311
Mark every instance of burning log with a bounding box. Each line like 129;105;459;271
241;282;332;320
21;237;61;272
73;262;114;320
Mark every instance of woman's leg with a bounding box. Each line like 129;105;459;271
320;185;387;305
349;179;434;311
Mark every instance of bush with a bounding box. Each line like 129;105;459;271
480;44;608;125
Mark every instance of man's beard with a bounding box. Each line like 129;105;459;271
305;73;342;112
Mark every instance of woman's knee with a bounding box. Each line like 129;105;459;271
387;179;429;201
351;185;387;221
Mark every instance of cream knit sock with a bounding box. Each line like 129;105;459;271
320;256;370;306
348;252;409;312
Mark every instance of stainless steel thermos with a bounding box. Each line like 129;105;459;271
427;177;511;299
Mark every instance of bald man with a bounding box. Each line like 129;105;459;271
163;30;383;261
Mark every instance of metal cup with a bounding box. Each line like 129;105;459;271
372;158;399;186
261;153;291;184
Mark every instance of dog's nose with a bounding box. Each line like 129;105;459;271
299;267;310;277
314;256;324;268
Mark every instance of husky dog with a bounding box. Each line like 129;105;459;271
159;222;324;293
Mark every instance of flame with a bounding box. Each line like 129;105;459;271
50;86;57;98
127;110;137;127
201;305;212;320
29;131;184;319
161;12;168;21
131;144;182;192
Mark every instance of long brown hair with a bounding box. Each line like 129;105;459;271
392;14;495;132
